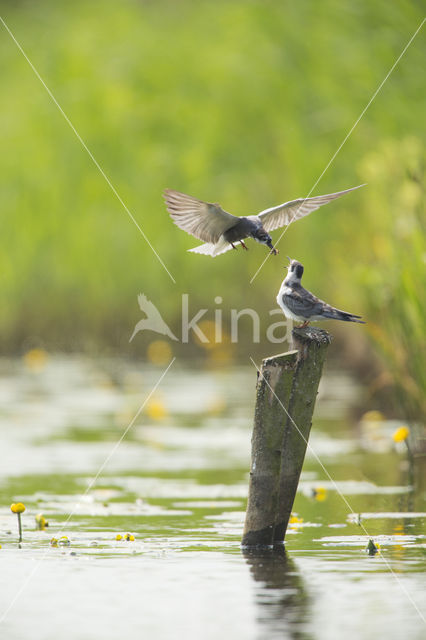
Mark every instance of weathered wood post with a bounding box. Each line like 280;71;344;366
242;326;332;547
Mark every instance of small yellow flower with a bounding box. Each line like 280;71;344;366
312;487;327;502
147;340;173;365
58;536;70;546
50;537;58;546
289;514;304;525
392;426;410;443
124;533;135;541
23;348;48;372
10;502;26;514
115;534;123;541
360;410;384;423
35;514;48;530
146;398;167;420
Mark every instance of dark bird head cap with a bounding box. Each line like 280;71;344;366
287;258;304;280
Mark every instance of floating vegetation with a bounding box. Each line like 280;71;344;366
35;513;49;530
114;533;136;541
366;539;380;556
311;487;327;502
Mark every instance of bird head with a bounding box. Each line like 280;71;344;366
254;229;278;254
285;258;304;283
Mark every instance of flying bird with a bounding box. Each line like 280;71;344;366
277;258;365;327
164;185;364;257
129;294;178;342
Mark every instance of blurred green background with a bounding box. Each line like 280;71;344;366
0;0;424;419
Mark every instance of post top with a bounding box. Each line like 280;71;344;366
292;326;332;346
262;351;299;367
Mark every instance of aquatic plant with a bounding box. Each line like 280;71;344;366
35;513;49;530
10;502;26;542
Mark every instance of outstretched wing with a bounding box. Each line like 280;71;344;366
258;185;365;232
164;189;238;243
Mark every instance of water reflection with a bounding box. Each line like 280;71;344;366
243;546;312;640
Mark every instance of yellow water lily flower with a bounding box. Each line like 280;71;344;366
312;487;327;502
23;348;48;372
147;340;173;365
115;534;123;541
360;410;385;423
392;426;410;442
289;514;304;525
146;398;167;420
35;514;48;530
11;503;26;542
10;503;26;514
124;533;135;541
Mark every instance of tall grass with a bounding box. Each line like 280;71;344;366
0;0;424;418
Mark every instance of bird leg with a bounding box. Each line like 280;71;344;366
298;320;310;328
270;247;279;255
240;240;249;250
230;242;236;250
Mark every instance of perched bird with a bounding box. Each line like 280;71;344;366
164;185;364;257
277;258;365;327
129;294;178;342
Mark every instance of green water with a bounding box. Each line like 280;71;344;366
0;356;424;639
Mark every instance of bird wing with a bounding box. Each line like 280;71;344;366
282;287;323;319
188;236;234;257
258;185;365;232
164;189;238;243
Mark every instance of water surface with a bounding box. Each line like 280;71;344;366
0;356;424;639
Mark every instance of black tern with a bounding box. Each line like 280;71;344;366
164;185;364;257
277;258;365;327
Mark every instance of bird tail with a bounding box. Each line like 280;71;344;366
322;307;365;323
188;237;233;257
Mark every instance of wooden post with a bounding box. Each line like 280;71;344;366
242;351;298;546
242;326;331;547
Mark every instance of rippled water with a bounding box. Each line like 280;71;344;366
0;356;424;640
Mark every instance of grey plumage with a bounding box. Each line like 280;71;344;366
277;259;365;326
164;185;365;257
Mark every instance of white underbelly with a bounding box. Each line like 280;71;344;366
276;286;305;322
